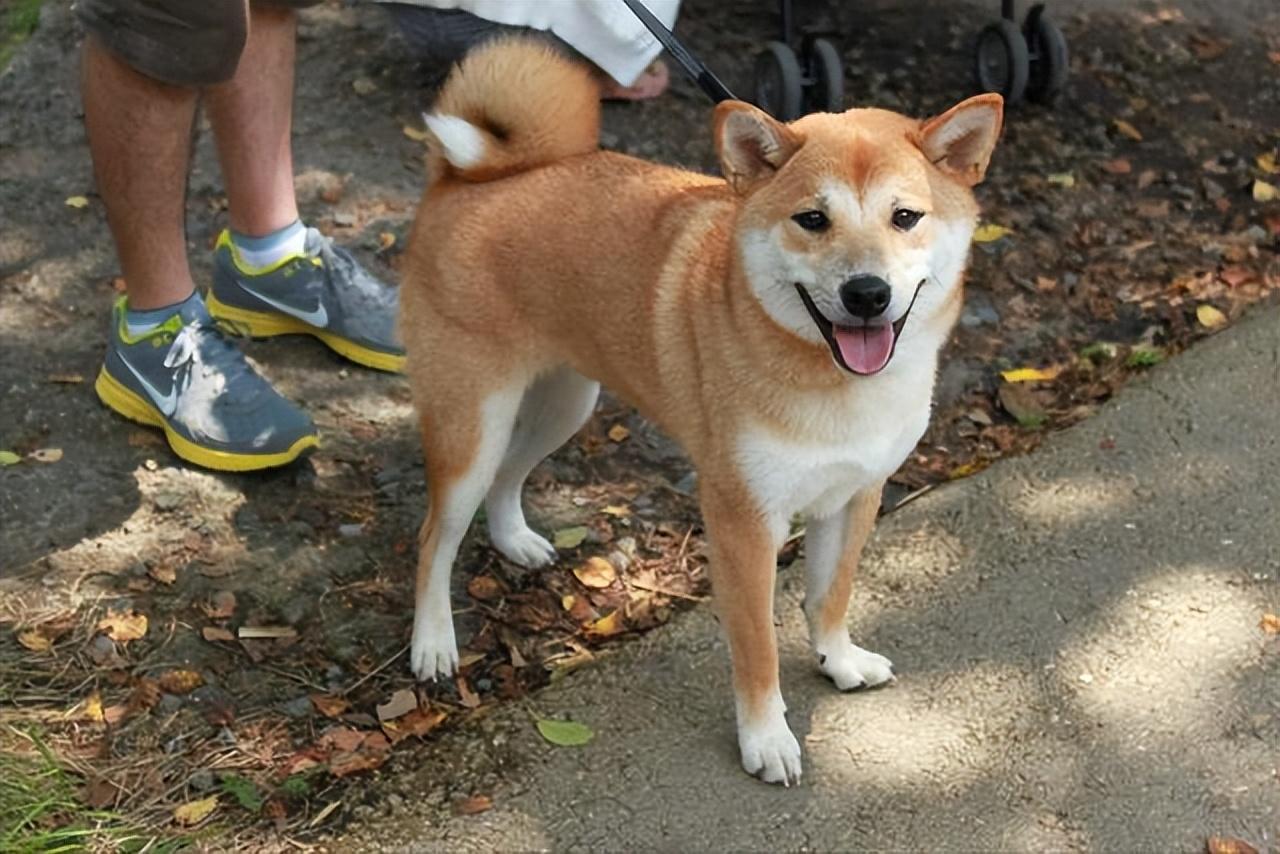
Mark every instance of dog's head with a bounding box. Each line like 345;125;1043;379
715;95;1002;376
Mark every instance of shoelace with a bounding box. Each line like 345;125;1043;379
162;318;257;399
305;228;395;311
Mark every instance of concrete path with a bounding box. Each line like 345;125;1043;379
342;304;1280;852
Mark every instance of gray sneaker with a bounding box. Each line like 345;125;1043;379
95;293;318;471
207;227;405;373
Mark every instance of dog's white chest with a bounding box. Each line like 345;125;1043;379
734;375;932;533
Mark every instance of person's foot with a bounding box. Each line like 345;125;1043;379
95;293;318;471
600;60;670;101
207;227;405;373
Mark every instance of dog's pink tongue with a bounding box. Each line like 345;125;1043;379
834;324;895;374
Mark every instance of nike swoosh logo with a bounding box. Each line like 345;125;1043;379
117;354;178;416
238;282;328;328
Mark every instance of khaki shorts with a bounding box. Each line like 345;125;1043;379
76;0;319;87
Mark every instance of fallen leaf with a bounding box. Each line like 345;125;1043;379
328;750;386;778
1253;180;1278;202
375;688;417;722
47;373;84;384
573;557;616;589
949;460;990;480
1261;613;1280;635
535;718;594;746
98;610;147;643
202;626;235;642
1207;837;1259;854
158;670;203;695
237;626;297;640
1101;158;1132;175
82;691;105;722
0;450;19;466
456;676;481;709
127;678;161;714
1000;366;1062;383
561;594;577;611
1257;152;1278;175
65;195;89;209
1196;304;1228;329
972;223;1013;243
998;384;1047;429
148;563;176;585
320;727;366;753
1219;266;1254;288
1112;119;1143;142
1046;172;1075;188
82;777;119;809
377;231;396;251
17;630;52;652
553;526;589;549
173;795;219;826
1188;32;1230;60
607;423;630;442
601;504;631;517
202;590;236;619
453;794;493;816
29;448;63;463
466;575;503;601
383;707;446;743
310;694;350;718
402;124;429;142
584;609;624;638
1137;170;1159;190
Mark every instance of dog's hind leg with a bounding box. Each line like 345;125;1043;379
485;366;600;568
410;382;523;681
803;483;893;691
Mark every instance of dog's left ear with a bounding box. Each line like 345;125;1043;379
715;101;802;194
917;94;1004;186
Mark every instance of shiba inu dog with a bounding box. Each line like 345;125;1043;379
401;38;1002;785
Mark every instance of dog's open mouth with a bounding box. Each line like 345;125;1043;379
794;280;925;376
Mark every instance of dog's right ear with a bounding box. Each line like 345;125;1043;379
714;101;802;194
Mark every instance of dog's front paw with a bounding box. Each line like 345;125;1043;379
818;639;894;691
491;525;557;569
410;611;458;681
738;711;802;786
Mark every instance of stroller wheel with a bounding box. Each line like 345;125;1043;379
1023;5;1068;103
974;18;1029;104
754;41;803;121
805;37;845;114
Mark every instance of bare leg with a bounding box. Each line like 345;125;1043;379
81;37;198;310
205;4;300;237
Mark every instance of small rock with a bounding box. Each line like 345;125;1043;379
153;491;182;512
475;677;493;692
338;523;364;538
333;211;356;228
1242;225;1268;244
189;769;216;792
1202;177;1225;201
281;695;314;718
156;693;184;715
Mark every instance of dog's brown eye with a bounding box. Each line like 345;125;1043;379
792;211;830;232
892;209;923;231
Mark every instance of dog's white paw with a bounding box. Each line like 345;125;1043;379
738;709;802;786
410;611;458;681
818;638;894;691
491;525;557;569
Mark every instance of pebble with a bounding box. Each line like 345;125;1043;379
338;523;365;538
189;769;216;792
153;491;182;512
281;695;315;718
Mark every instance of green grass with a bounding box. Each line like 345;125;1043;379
0;730;181;853
1;0;43;70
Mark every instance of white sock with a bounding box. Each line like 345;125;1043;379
230;220;308;270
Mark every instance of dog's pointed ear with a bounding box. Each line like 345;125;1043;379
917;94;1004;186
715;101;802;194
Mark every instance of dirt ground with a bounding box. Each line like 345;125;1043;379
0;0;1277;848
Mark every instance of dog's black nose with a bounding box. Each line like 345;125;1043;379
839;276;892;319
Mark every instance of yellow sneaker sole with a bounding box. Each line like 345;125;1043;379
95;367;318;472
206;292;406;374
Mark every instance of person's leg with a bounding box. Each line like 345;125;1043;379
205;3;300;239
81;37;198;311
203;1;405;372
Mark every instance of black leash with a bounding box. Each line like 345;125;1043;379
619;0;738;104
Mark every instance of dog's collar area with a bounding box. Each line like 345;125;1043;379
794;280;925;376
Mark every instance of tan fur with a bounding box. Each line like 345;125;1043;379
402;39;1001;783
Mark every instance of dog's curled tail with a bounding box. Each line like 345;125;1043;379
424;38;601;182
